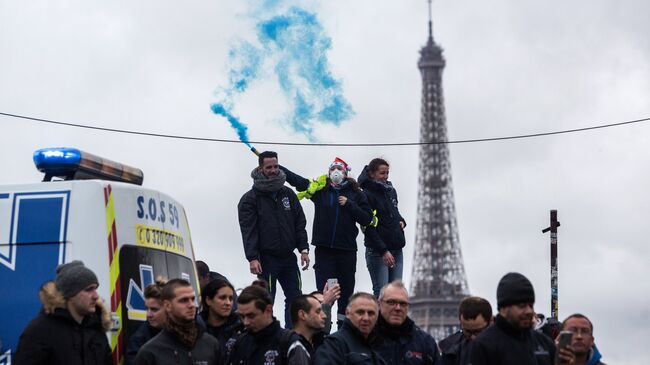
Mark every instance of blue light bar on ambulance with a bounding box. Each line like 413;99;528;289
33;147;144;185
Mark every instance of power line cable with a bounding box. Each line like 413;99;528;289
1;111;649;147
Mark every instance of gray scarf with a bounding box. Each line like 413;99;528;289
251;167;287;193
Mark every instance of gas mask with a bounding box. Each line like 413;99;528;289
329;169;345;185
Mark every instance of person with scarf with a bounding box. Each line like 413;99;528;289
238;150;310;328
281;157;373;328
357;158;407;298
135;279;221;365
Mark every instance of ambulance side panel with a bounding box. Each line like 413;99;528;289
0;181;198;365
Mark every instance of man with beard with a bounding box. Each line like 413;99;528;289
226;281;309;365
372;281;440;365
439;296;492;365
238;150;310;328
291;294;328;359
126;279;168;365
559;314;606;365
135;279;221;365
15;261;112;365
314;292;385;365
470;272;574;365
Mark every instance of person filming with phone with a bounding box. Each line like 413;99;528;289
470;272;575;365
558;314;606;365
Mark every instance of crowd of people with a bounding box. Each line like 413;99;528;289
13;153;607;365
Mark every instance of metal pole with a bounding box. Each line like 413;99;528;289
542;210;560;320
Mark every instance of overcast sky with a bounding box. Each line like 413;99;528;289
1;1;649;363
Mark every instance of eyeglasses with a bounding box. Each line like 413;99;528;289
382;299;409;307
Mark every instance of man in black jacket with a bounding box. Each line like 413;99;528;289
238;151;309;328
135;279;221;365
291;294;328;358
439;296;491;365
226;282;309;365
373;281;440;365
470;272;574;365
15;260;112;365
314;292;385;365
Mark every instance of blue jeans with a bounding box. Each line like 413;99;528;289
258;253;302;328
365;248;403;298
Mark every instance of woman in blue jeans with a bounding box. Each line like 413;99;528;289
358;158;407;298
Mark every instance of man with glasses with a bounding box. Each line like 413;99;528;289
559;314;606;365
439;296;492;365
372;281;441;364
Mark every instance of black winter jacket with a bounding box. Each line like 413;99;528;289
470;315;556;365
281;166;373;251
372;315;440;365
125;321;161;365
200;311;243;353
314;319;386;365
438;331;471;365
238;186;309;261
226;319;309;365
358;166;406;253
14;282;112;365
134;327;221;365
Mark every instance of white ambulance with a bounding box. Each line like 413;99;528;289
0;148;200;365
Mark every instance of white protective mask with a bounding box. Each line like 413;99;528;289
329;169;345;185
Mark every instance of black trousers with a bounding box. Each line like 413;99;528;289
314;246;357;326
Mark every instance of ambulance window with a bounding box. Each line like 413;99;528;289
118;246;198;348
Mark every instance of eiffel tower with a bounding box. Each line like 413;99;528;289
409;1;470;339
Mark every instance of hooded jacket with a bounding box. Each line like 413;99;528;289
238;184;309;261
372;315;440;365
470;314;556;365
357;166;406;253
281;166;373;251
314;319;386;365
586;346;606;365
15;281;113;365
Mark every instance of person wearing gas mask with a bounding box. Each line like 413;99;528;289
281;157;373;328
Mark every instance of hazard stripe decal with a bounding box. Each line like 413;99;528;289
104;185;124;365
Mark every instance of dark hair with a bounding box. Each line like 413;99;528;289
237;281;273;312
162;278;192;301
368;158;389;173
290;294;317;325
458;296;492;321
346;292;377;310
561;313;593;334
201;278;235;309
309;290;323;296
144;277;168;300
195;260;209;279
258;151;278;166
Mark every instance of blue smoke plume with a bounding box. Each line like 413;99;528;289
212;1;354;143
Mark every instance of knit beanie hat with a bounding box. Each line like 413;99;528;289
496;272;535;309
55;260;99;299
